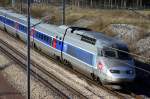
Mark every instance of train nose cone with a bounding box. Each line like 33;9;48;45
102;58;135;68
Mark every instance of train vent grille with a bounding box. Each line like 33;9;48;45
81;35;96;45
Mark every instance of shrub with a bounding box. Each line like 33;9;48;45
0;0;11;6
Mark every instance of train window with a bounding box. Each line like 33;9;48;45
38;32;41;39
117;51;131;60
38;33;40;38
104;50;117;58
23;26;27;33
0;18;1;22
49;37;52;46
41;34;43;40
39;33;42;39
44;35;47;41
44;35;49;43
47;37;49;42
19;25;23;31
35;32;39;38
1;17;5;23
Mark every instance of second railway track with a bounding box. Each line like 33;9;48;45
0;38;88;99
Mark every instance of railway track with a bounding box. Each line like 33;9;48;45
0;38;88;99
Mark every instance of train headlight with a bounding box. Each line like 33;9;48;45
126;70;134;74
110;69;120;74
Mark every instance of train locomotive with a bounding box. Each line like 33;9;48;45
0;8;136;88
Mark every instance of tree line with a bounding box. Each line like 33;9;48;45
0;0;149;9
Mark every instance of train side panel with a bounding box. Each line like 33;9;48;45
4;16;18;36
62;35;97;78
0;15;4;30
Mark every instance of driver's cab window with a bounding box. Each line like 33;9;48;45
104;50;117;58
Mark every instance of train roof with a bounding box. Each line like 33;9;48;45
84;31;128;49
59;25;128;49
37;23;64;36
0;8;127;50
63;26;127;48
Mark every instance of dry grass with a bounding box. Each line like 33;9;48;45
0;0;10;6
13;4;150;35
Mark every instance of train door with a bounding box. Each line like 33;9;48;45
52;36;57;48
31;27;36;46
93;48;104;82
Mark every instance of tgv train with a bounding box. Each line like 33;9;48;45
0;8;136;87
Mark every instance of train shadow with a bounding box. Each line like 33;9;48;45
118;60;150;97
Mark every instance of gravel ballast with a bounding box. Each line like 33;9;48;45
0;51;64;99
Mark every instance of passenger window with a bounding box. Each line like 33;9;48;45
46;37;49;43
41;34;43;40
37;33;39;38
44;35;46;41
39;34;42;39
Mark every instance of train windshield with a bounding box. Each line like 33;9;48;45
98;47;131;59
117;50;131;60
104;50;117;58
98;49;131;60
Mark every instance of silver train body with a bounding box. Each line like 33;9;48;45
0;8;136;86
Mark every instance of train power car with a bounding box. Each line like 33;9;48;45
0;8;136;88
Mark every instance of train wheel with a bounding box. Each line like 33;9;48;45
4;26;7;32
68;62;73;69
16;34;19;39
56;56;60;61
91;73;96;80
63;59;73;69
63;59;68;64
96;77;102;85
33;43;38;49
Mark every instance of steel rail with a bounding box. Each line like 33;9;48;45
0;38;88;99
